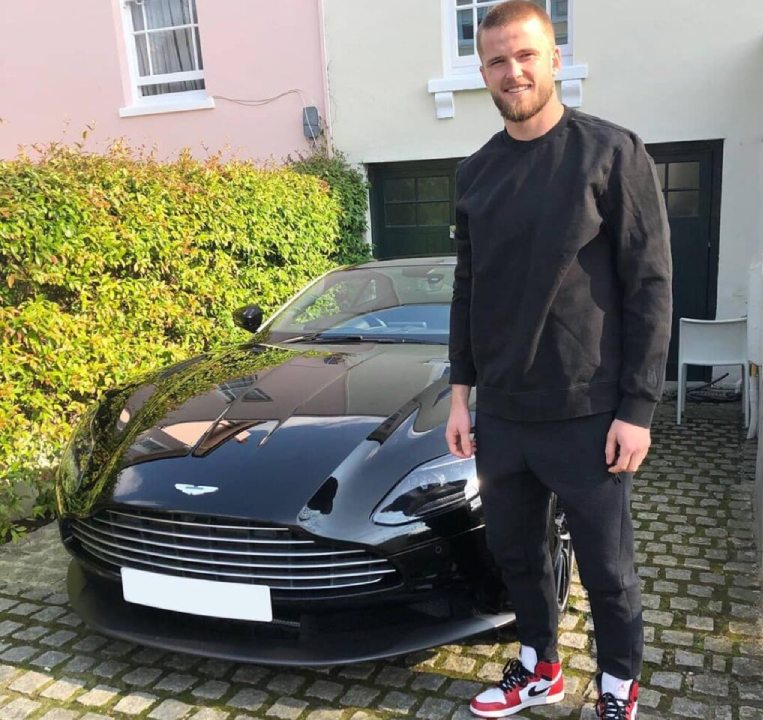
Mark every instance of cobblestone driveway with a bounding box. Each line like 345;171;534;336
0;402;761;720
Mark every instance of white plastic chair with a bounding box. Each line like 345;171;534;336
676;317;750;426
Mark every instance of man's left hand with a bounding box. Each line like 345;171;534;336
605;418;651;474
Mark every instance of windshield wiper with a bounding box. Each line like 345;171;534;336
283;333;445;345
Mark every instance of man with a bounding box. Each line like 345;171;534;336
445;2;672;718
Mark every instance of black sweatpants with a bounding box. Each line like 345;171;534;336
475;410;643;680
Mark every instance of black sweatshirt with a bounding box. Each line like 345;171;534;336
449;107;672;429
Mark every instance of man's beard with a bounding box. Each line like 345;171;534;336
491;79;554;123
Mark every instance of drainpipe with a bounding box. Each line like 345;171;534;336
317;0;334;158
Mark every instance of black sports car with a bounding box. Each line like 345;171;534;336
56;256;574;666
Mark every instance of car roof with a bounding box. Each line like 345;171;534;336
350;255;456;270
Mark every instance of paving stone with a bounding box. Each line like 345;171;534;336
445;679;482;699
30;650;71;670
379;690;417;713
231;666;269;685
0;698;41;720
0;666;20;687
375;666;413;688
12;626;47;642
148;699;193;720
92;659;128;678
638;688;662;708
691;674;729;696
266;674;305;695
340;685;380;707
30;606;67;622
41;677;87;701
9;670;53;695
76;685;118;707
704;637;733;654
265;697;308;720
441;654;477;673
305;680;343;702
123;667;163;687
114;692;158;715
154;673;197;693
40;630;78;647
338;663;376;681
197;659;233;680
305;711;342;720
740;709;763;720
650;671;683;690
228;689;268;711
676;650;705;668
0;646;37;663
61;656;96;674
71;636;107;653
411;673;447;692
191;710;229;720
38;710;79;720
643;610;673;627
191;680;229;700
416;698;455;719
686;616;714;631
661;630;694;646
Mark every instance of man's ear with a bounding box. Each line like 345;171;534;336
479;65;487;84
552;45;562;75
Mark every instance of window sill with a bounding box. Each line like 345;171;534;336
119;93;215;118
426;63;589;118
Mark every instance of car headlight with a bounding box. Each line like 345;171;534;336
372;455;480;526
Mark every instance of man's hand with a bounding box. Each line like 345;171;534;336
605;418;651;474
446;385;475;458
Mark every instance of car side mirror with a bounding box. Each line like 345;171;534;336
233;304;264;333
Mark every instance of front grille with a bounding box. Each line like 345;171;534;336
70;508;400;595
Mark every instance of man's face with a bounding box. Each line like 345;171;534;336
479;18;561;123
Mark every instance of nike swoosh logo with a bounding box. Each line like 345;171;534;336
527;686;550;697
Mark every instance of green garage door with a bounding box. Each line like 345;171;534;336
368;160;460;260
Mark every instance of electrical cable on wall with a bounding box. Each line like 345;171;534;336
213;89;322;150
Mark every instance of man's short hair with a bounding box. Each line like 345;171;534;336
476;1;556;57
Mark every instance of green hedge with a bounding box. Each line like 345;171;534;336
0;142;342;539
290;148;371;265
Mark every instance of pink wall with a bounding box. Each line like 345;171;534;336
0;0;327;162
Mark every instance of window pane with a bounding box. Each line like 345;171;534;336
417;202;451;226
148;28;196;74
417;177;450;202
140;79;205;96
144;0;193;30
457;9;475;57
385;204;417;227
190;0;198;23
194;27;204;70
667;191;699;217
456;0;471;5
130;3;145;31
384;178;416;203
654;163;666;190
134;34;150;76
550;0;568;44
668;162;700;190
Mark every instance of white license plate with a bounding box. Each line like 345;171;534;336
120;567;273;622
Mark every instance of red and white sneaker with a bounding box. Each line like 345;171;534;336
595;673;639;719
470;658;564;717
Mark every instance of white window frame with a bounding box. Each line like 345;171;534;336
428;0;586;118
119;0;214;118
444;0;573;76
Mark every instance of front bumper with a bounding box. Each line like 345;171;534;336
67;559;514;666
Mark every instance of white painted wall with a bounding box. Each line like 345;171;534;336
323;0;763;321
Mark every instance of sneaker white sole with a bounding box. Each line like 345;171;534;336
469;691;565;718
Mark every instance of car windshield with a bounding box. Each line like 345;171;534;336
265;263;454;345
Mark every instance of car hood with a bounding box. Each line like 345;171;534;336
63;342;454;523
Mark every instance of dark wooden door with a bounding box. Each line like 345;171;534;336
368;160;459;259
646;140;723;381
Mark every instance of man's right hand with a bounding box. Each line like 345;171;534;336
446;385;475;458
